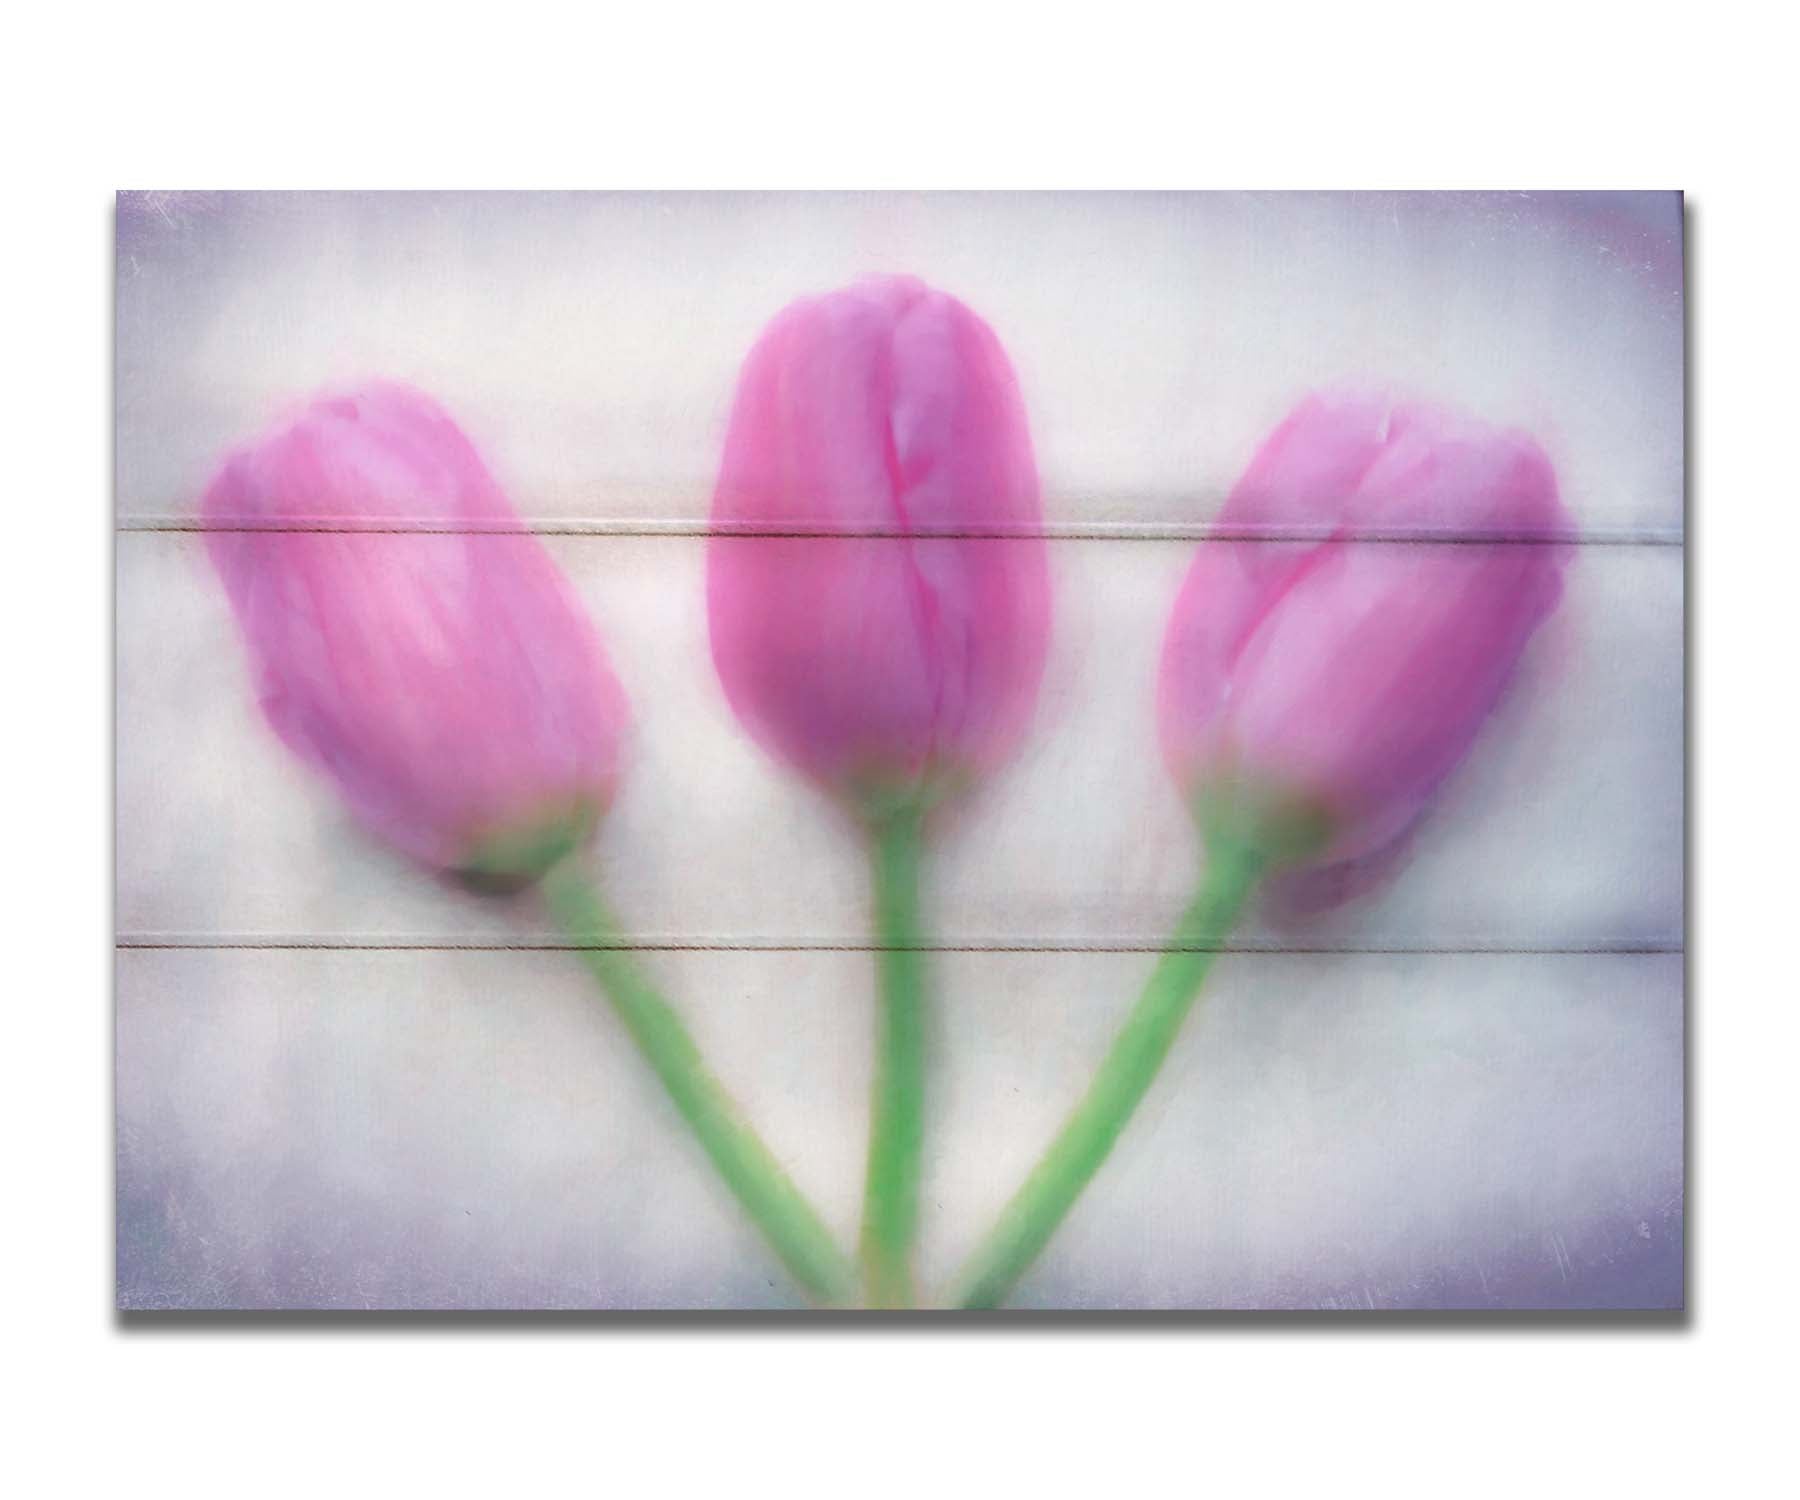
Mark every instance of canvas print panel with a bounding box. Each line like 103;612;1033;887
115;191;1683;1311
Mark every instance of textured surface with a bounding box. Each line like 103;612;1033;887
118;534;1682;952
116;947;1681;1311
114;191;1684;1310
116;192;1683;537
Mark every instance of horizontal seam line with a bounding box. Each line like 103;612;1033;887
115;939;1685;955
116;520;1682;546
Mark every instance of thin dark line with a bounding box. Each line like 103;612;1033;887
115;937;1684;956
118;518;1683;546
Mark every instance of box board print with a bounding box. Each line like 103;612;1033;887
115;191;1684;1312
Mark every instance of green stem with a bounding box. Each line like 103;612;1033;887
950;836;1264;1310
859;802;929;1308
543;860;858;1307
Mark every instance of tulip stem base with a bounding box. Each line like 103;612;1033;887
949;836;1264;1310
859;802;929;1309
544;860;859;1307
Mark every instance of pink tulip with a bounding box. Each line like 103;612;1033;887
203;382;629;883
707;276;1051;812
1157;392;1571;887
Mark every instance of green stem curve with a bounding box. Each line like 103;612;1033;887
544;860;858;1307
950;836;1264;1310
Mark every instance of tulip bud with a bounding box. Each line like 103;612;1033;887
202;382;629;886
707;276;1051;815
1158;393;1571;887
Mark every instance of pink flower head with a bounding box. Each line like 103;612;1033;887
1158;392;1571;889
203;382;629;885
707;277;1051;814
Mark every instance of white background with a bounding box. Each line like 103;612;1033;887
4;0;1795;1494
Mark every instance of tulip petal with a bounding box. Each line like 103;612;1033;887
204;384;628;873
708;277;1049;805
1159;389;1571;891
